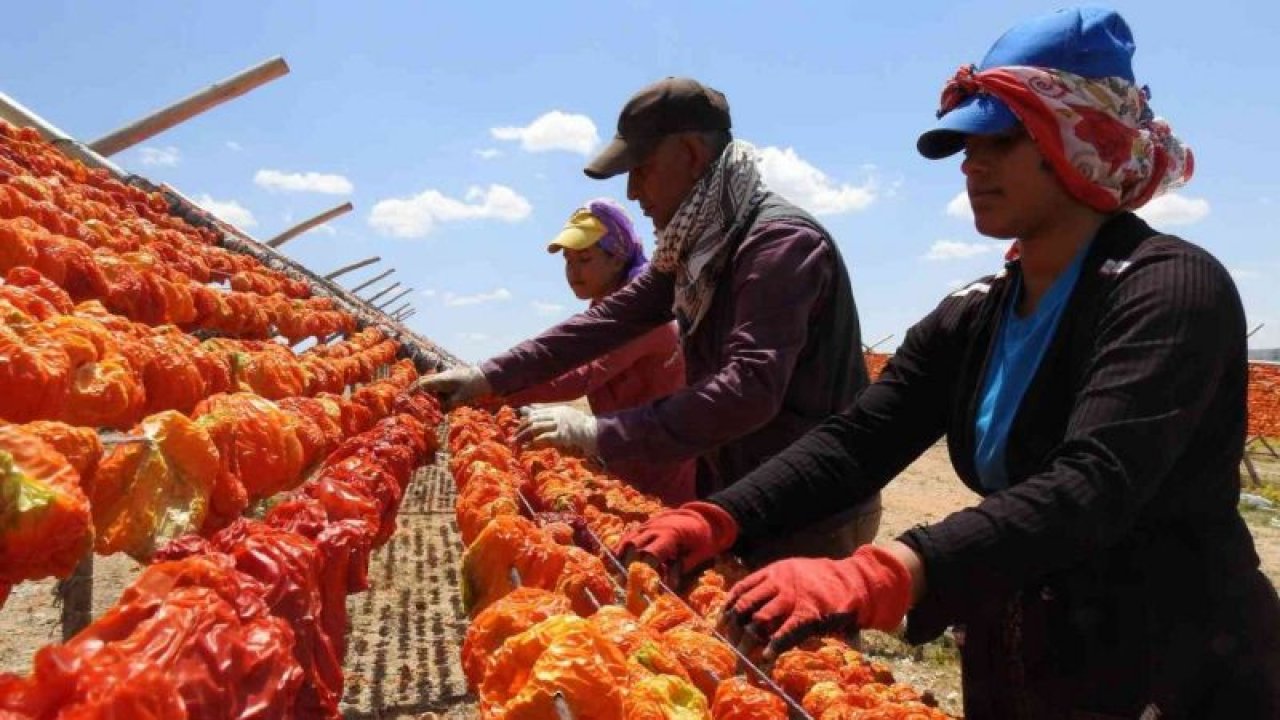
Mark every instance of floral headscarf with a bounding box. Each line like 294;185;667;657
937;64;1193;211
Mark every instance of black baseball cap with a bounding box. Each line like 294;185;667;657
585;77;732;180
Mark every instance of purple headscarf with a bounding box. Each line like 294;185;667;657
586;198;648;282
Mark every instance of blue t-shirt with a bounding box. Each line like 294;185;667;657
974;244;1092;490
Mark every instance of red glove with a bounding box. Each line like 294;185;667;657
614;501;739;573
724;545;913;658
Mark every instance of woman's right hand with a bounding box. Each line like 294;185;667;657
412;365;491;409
614;501;740;579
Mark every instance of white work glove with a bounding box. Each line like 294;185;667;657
514;405;599;456
412;365;491;409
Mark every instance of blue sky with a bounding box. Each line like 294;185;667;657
3;1;1278;361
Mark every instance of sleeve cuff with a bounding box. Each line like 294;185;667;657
478;356;513;395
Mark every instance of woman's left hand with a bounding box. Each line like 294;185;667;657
514;405;599;455
722;544;917;659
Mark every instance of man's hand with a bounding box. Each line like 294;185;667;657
412;365;491;409
514;405;599;455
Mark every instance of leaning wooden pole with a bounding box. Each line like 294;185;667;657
377;288;413;311
89;57;290;157
265;201;353;248
363;281;402;304
385;300;412;317
347;268;395;294
323;256;380;281
394;309;417;322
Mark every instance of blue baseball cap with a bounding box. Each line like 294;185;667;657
917;6;1137;159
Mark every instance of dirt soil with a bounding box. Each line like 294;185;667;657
3;443;1278;720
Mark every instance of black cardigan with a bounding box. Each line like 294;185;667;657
712;213;1262;641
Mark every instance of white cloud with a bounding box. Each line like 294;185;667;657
492;111;600;155
1230;268;1260;280
254;169;354;195
138;145;180;167
923;239;1002;261
1136;192;1210;227
945;191;973;220
420;289;437;298
193;194;257;228
368;184;532;238
474;148;502;160
533;301;565;317
458;332;491;343
309;224;338;236
444;288;512;307
226;141;243;152
756;146;876;215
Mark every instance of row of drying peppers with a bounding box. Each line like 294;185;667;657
0;357;431;601
1;391;443;718
447;405;951;719
0;112;454;718
0;122;353;340
0;271;399;428
0;121;313;298
0;211;354;340
1248;362;1280;439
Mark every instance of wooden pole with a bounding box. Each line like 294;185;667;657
348;268;395;294
323;256;380;280
364;281;402;304
265;201;353;248
1243;452;1264;489
377;289;413;311
862;334;895;353
89;57;290;156
394;309;417;322
385;300;412;317
58;553;94;640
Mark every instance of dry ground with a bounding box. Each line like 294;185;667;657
3;444;1278;720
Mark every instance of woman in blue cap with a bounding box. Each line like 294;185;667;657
496;199;696;505
617;6;1280;717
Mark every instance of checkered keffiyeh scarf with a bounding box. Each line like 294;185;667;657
652;140;768;336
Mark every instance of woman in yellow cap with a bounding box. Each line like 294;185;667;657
503;198;696;504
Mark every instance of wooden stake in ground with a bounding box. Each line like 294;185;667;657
57;554;93;641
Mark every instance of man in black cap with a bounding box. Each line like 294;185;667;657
419;77;879;562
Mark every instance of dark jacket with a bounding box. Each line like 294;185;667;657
713;213;1280;718
483;192;869;497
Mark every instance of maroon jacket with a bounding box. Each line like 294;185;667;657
482;193;868;497
502;318;696;504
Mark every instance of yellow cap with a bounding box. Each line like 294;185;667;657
547;208;607;252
